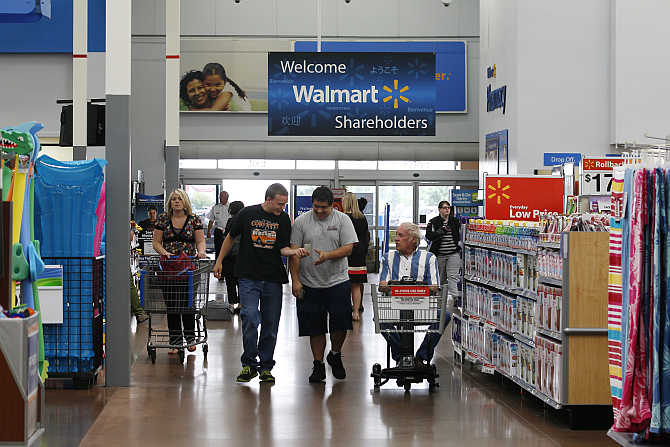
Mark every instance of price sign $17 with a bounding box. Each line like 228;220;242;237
583;172;613;195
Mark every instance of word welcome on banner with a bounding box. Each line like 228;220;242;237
268;52;436;136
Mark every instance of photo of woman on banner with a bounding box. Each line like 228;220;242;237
179;69;239;111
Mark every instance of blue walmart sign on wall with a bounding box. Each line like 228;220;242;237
268;52;436;136
0;0;105;52
294;41;467;113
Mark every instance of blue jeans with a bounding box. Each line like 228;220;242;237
238;278;283;371
381;311;451;362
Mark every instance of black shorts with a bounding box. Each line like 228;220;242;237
297;280;353;336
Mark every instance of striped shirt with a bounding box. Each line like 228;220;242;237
437;222;457;255
380;249;439;285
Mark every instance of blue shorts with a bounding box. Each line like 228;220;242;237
297;280;353;336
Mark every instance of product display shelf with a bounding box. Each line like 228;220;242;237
538;276;562;287
460;227;611;413
558;231;611;407
464;240;536;257
512;374;562;410
538;241;561;250
536;327;562;342
463;309;514;338
463;273;538;301
606;429;636;447
514;332;536;348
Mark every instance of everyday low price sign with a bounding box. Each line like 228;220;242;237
485;176;564;221
268;52;436;136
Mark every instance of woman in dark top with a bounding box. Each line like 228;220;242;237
343;192;370;321
426;200;461;300
153;189;207;355
222;200;244;313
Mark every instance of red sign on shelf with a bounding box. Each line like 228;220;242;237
390;286;431;297
485;176;564;221
582;158;624;172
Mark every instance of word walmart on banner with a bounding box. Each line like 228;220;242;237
268;52;436;136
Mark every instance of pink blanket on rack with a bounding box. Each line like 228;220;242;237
93;181;105;257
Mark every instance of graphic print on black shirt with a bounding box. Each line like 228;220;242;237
250;218;279;249
230;204;291;283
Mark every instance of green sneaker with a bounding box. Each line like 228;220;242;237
236;366;258;383
259;370;275;383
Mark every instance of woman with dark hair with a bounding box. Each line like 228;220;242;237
222;200;245;313
179;70;209;110
202;62;252;112
426;200;461;300
179;69;233;111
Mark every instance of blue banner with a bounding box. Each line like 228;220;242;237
295;196;312;218
0;0;104;52
294;41;466;113
268;52;436;136
543;152;582;166
451;189;482;207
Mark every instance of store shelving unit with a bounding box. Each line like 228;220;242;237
455;226;611;417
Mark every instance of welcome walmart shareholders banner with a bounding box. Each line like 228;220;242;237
268;52;436;136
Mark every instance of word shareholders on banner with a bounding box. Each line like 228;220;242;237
268;52;436;136
485;176;564;221
543;153;582;166
581;157;625;196
293;41;467;113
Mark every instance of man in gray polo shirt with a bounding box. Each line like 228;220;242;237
290;186;358;383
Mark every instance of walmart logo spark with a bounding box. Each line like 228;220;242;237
487;179;511;205
383;80;410;109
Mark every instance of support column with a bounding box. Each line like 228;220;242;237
165;0;180;195
73;0;87;161
105;0;131;387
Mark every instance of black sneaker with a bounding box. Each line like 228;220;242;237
309;360;326;383
327;351;346;380
236;366;258;383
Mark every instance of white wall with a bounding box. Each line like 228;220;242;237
480;0;611;183
133;0;479;38
479;0;518;182
613;0;670;144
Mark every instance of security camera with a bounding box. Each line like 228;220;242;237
441;0;451;6
234;0;240;3
344;0;351;3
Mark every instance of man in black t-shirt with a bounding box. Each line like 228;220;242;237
214;183;308;384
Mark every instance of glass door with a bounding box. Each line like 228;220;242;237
418;184;454;247
378;184;414;252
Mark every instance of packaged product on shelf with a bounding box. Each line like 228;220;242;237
517;253;526;289
554;342;562;402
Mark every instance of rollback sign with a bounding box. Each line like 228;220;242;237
268;52;436;136
485;176;564;221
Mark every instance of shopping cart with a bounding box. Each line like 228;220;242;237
371;278;449;392
138;255;213;364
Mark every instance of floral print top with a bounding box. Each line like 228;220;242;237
155;213;203;256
